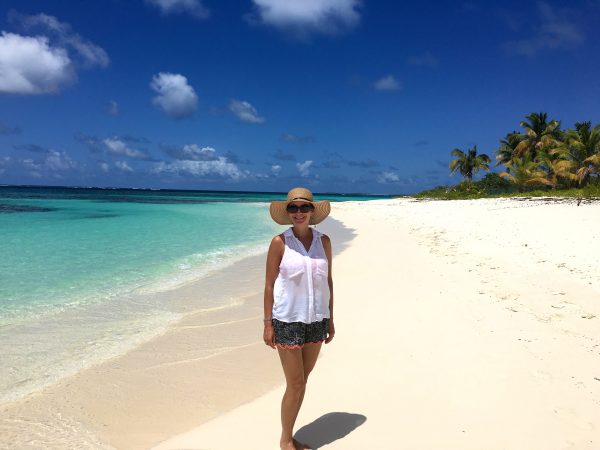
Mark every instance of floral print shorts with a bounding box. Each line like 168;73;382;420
272;318;329;349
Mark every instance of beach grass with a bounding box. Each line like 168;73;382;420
415;173;600;200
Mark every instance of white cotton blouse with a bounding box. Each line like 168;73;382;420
272;227;331;324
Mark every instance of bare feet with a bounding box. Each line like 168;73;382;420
280;437;310;449
280;439;296;450
293;438;311;449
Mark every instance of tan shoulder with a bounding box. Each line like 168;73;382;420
270;234;285;249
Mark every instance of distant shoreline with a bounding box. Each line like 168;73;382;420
0;183;396;198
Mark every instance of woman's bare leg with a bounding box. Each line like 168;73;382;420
278;343;323;450
301;342;322;381
278;348;305;449
297;342;322;413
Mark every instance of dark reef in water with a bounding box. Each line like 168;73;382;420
0;203;56;213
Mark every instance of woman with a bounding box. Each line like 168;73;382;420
264;187;335;450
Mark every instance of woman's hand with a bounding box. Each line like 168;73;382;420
325;319;335;344
263;323;275;349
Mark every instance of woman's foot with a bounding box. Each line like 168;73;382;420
293;438;311;449
280;438;296;450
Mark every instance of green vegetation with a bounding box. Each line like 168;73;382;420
449;145;491;185
417;112;600;200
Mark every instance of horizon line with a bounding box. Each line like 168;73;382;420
0;183;400;197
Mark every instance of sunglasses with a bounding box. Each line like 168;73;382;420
286;203;314;213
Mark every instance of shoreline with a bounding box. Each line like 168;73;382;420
0;215;355;449
0;235;275;406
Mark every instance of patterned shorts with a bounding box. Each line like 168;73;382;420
272;318;330;349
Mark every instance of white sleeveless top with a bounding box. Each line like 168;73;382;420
272;227;331;324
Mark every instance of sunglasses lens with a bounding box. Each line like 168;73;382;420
286;204;314;213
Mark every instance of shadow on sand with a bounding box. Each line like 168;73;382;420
294;412;367;449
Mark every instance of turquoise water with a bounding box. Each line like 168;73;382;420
0;187;384;323
1;196;276;325
0;186;386;404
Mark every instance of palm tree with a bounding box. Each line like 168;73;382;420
537;148;576;188
495;131;523;170
515;112;562;160
582;153;600;185
449;145;491;184
562;121;600;186
500;155;553;192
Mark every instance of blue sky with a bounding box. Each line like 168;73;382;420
1;0;599;194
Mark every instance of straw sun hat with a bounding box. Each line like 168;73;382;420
270;187;331;225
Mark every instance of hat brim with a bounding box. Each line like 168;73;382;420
270;200;331;225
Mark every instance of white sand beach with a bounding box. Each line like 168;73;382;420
2;198;599;449
152;198;600;450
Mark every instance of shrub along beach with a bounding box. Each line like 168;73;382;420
417;112;600;200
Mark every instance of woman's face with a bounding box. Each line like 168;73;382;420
287;202;314;226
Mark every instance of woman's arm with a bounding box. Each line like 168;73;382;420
321;234;335;344
263;235;284;348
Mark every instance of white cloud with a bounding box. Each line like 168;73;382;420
0;13;108;95
503;2;584;56
146;0;210;19
45;150;78;171
19;13;109;68
374;75;402;92
154;144;246;180
229;99;265;124
103;137;151;160
150;72;198;119
108;100;119;115
0;32;74;94
249;0;362;37
115;160;134;173
15;150;79;179
271;164;282;175
166;144;218;161
99;162;109;173
152;158;245;180
377;171;400;183
185;144;215;160
296;160;313;177
21;158;43;178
